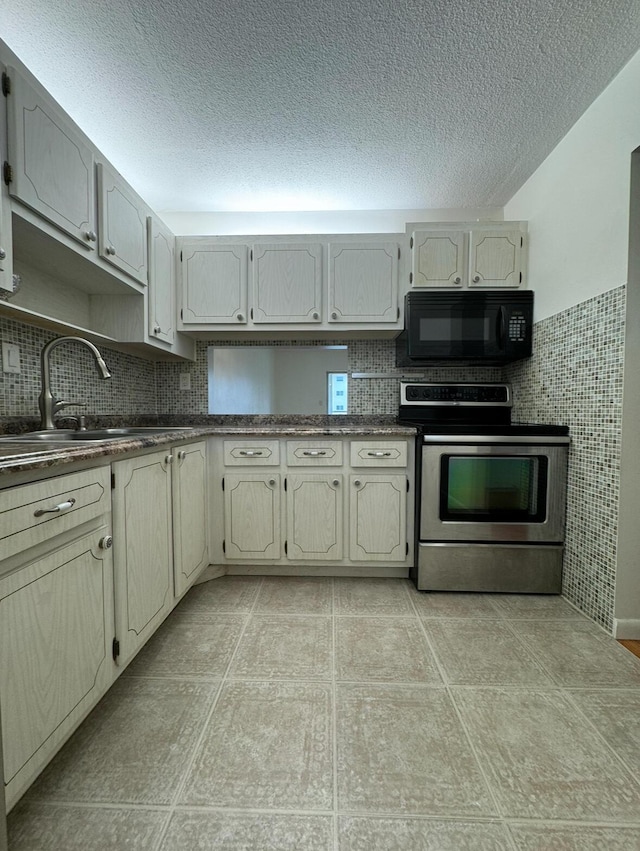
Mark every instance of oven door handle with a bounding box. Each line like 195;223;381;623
497;306;507;350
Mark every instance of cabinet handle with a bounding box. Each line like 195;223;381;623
84;230;97;242
0;247;6;260
367;451;391;457
332;479;340;487
177;450;186;460
165;454;174;464
106;245;116;256
302;450;326;456
34;497;76;517
239;450;262;456
354;480;362;487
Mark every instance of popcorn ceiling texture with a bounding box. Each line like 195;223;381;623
2;1;640;212
506;286;626;632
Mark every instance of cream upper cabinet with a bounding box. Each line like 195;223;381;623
328;241;400;324
180;240;249;325
0;65;12;291
173;442;209;597
111;451;174;667
97;162;148;285
410;223;526;289
147;215;176;344
251;242;322;323
5;65;97;250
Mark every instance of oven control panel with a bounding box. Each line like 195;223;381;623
400;382;511;406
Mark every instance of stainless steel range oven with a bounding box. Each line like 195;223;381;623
399;382;570;593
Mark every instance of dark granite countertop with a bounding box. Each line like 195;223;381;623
0;416;417;477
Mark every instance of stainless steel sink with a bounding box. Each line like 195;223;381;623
0;427;195;443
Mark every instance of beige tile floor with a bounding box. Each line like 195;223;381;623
7;576;640;850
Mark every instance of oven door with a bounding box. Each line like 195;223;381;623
420;441;568;543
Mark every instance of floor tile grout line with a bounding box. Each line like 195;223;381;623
152;577;267;850
330;576;340;851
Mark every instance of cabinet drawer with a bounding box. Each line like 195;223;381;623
286;440;343;466
350;440;408;467
223;439;280;466
1;467;111;564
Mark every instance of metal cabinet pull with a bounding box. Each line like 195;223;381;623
177;450;186;461
367;451;391;457
84;230;97;242
239;450;262;456
106;245;116;256
34;497;76;517
165;454;174;464
302;450;326;456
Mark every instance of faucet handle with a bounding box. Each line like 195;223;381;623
54;400;87;412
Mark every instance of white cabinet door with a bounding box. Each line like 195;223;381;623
112;451;174;667
147;215;175;344
349;474;407;562
180;241;248;324
97;162;148;284
286;474;343;560
173;442;209;597
410;230;466;287
468;229;523;287
251;243;322;323
223;472;281;560
0;528;113;808
6;65;97;250
328;241;400;323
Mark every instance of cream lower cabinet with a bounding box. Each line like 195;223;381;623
0;467;114;810
112;441;208;667
211;436;413;575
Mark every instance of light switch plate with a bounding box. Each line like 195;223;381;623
2;342;21;374
179;372;191;390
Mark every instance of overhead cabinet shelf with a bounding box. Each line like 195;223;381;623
177;235;405;337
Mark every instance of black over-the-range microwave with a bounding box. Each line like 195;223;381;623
396;289;534;366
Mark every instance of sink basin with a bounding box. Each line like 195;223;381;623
0;427;195;443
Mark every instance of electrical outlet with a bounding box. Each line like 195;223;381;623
2;342;21;374
179;372;191;391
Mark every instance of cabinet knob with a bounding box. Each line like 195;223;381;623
84;230;97;242
354;479;362;487
472;275;481;283
453;276;461;284
153;325;162;334
177;450;186;460
312;312;319;320
0;247;6;260
332;479;340;487
165;454;174;464
237;313;244;321
268;478;276;486
331;312;338;320
106;245;116;256
99;535;113;549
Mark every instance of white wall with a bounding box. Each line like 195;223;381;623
159;208;502;236
505;49;640;321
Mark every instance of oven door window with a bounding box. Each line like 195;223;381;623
440;455;548;522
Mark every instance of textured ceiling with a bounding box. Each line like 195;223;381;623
1;0;640;213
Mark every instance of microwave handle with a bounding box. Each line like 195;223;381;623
497;306;507;349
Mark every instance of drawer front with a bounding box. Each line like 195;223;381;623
350;440;408;467
286;440;343;466
223;439;280;466
1;467;111;563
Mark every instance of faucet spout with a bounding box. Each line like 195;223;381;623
38;336;112;430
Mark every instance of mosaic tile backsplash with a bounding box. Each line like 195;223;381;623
506;285;626;632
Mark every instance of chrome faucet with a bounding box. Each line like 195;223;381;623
38;336;111;430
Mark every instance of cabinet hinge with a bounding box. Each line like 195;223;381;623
250;248;253;261
112;638;120;661
519;272;522;283
3;161;12;186
1;72;10;96
409;271;413;285
406;541;409;556
398;246;401;260
222;539;226;553
222;477;225;491
406;478;410;492
180;308;183;319
180;250;183;262
410;236;414;249
111;472;116;489
284;540;288;555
